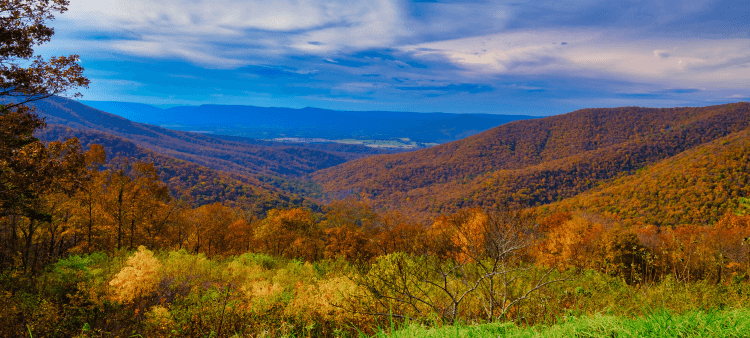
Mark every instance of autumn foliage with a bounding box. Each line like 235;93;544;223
314;103;750;221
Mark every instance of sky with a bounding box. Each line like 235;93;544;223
44;0;750;115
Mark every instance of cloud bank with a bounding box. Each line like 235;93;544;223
49;0;750;114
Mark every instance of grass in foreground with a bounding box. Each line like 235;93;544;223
378;308;750;338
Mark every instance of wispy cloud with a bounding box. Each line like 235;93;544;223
402;29;750;90
62;0;410;66
54;0;750;114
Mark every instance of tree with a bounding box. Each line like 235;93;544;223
189;202;235;256
0;0;89;220
354;205;567;324
0;0;88;106
254;208;323;261
75;144;107;252
99;159;173;251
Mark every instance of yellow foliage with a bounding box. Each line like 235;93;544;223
429;209;491;262
239;279;285;314
249;280;284;299
109;246;162;303
286;276;364;324
144;305;175;335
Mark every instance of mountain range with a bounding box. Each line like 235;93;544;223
80;100;533;143
34;97;394;177
33;97;750;227
312;103;750;223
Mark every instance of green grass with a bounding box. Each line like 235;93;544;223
377;308;750;338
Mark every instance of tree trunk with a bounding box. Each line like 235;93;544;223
117;185;124;250
23;218;36;271
88;191;93;250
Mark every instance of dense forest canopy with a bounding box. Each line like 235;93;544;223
314;103;750;222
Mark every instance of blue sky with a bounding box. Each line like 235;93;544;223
46;0;750;115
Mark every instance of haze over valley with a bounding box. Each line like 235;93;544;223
80;100;534;148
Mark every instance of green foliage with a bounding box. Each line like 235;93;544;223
4;248;750;337
46;252;107;300
736;197;750;216
381;308;750;338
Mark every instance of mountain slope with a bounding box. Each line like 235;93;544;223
32;97;390;177
546;128;750;226
38;126;316;211
313;103;750;221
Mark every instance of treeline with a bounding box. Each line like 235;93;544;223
0;139;422;271
4;132;750;281
4;199;750;336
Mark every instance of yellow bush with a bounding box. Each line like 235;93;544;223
109;246;162;303
144;305;175;336
286;276;366;325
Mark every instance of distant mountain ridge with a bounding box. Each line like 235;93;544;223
32;97;393;177
80;100;534;143
312;103;750;223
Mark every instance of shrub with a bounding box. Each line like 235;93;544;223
109;246;162;303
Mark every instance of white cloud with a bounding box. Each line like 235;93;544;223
333;82;388;93
288;0;407;53
402;30;750;89
62;0;407;66
66;0;334;32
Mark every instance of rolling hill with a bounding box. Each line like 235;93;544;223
312;103;750;222
37;125;317;212
545;127;750;227
31;97;393;177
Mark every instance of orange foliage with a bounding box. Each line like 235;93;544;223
254;208;323;261
314;103;750;222
536;215;605;271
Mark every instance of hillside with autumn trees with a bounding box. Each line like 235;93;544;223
11;1;750;337
545;127;750;227
32;96;395;177
313;103;750;221
7;97;750;336
37;125;318;211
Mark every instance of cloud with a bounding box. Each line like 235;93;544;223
402;29;750;90
51;0;750;113
62;0;409;66
67;0;345;32
396;83;493;94
333;82;386;94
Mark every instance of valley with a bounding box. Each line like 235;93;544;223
80;100;534;145
269;137;439;149
5;1;750;336
5;98;750;337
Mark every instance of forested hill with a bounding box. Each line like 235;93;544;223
32;97;392;177
546;127;750;227
312;103;750;221
37;126;317;212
